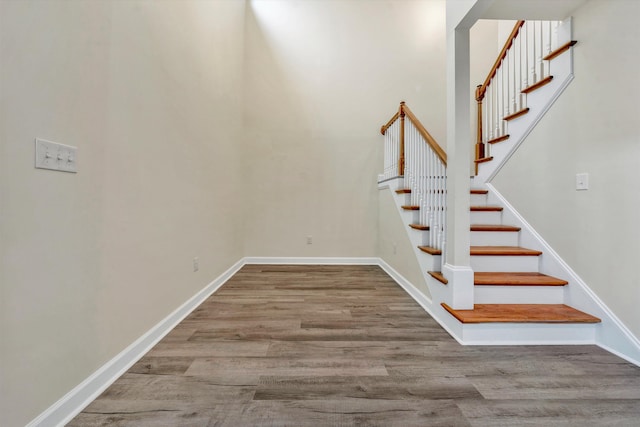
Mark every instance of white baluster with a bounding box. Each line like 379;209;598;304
499;66;506;134
546;20;552;56
486;81;491;143
511;45;517;113
523;21;529;89
530;21;537;84
491;74;500;138
538;20;544;80
385;125;389;179
520;24;527;109
504;54;510;117
386;125;391;179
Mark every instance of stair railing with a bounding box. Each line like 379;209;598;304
475;20;567;171
380;102;448;255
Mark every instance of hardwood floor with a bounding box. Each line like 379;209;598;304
69;265;640;426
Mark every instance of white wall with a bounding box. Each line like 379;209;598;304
244;0;446;257
492;0;640;338
0;1;246;426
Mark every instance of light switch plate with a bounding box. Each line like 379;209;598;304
35;138;77;173
576;173;588;190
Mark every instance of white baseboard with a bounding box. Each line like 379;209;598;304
27;251;640;426
27;259;245;427
244;256;379;265
27;256;381;426
377;258;433;309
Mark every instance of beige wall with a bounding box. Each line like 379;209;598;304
244;0;446;257
0;1;246;425
378;188;430;297
492;0;640;338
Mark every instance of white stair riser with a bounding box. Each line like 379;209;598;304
400;210;416;224
460;322;596;345
470;231;519;246
470;194;487;205
471;255;540;272
470;211;502;224
475;285;564;304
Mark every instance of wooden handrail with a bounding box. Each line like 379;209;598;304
380;111;400;135
380;101;447;166
476;20;525;102
401;104;447;166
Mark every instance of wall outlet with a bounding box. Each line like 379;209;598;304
306;235;313;245
193;257;199;272
576;173;589;190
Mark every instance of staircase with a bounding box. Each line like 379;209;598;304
377;17;611;345
396;185;600;338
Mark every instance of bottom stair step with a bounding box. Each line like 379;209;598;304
441;303;601;324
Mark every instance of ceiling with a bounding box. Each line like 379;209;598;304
479;0;589;20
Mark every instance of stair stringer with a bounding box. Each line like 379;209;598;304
476;17;576;184
482;182;640;365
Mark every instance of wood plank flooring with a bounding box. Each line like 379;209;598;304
69;265;640;426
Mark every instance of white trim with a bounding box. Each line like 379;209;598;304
27;259;245;427
486;183;640;367
26;256;383;426
244;257;379;265
377;258;433;308
460;322;596;345
483;73;575;183
377;258;464;346
598;343;640;369
442;263;474;309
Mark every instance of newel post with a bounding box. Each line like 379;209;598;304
399;101;406;176
474;85;485;175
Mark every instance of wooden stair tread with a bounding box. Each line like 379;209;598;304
471;205;503;212
441;303;600;324
487;134;510;144
395;188;411;194
428;271;448;284
474;156;493;164
470;189;488;194
475;272;568;286
409;224;429;231
418;245;441;255
544;40;578;61
471;246;542;256
522;75;554;94
471;224;521;232
504;107;530;121
401;205;419;210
